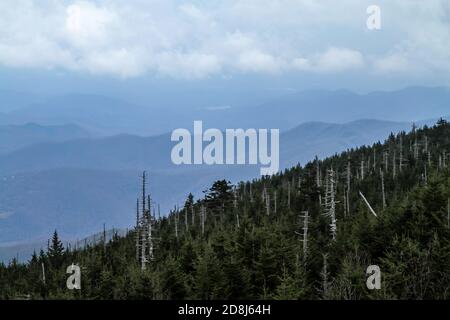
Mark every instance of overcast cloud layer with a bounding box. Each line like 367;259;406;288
0;0;449;81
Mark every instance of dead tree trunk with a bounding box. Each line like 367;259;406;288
399;135;404;172
323;168;337;240
346;159;351;215
380;168;386;209
136;198;140;262
174;208;179;239
373;148;376;170
301;211;309;258
140;216;147;271
201;205;206;236
360;159;365;180
316;156;322;206
274;191;277;214
383;151;388;172
393;151;397;179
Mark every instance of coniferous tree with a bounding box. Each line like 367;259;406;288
48;230;65;269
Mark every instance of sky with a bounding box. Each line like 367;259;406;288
0;0;450;99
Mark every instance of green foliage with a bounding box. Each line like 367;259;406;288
1;120;450;300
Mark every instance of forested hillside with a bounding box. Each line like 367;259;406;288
1;120;450;300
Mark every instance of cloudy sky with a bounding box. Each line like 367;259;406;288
0;0;449;96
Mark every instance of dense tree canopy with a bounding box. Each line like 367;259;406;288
1;120;450;300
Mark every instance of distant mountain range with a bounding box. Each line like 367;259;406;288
0;123;90;155
0;86;449;262
232;86;450;129
0;118;425;249
1;86;449;136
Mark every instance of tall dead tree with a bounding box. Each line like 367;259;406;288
135;198;140;261
383;151;389;172
296;211;309;259
373;148;376;170
146;208;154;264
360;159;365;180
262;186;270;215
141;172;148;269
147;195;152;217
142;171;147;218
140;214;147;270
399;135;404;172
174;207;179;239
41;262;46;285
234;190;240;229
393;151;397;179
323;168;337;240
343;187;347;217
424;164;428;185
184;207;188;232
316;156;322;205
274;191;277;214
135;171;156;271
200;205;206;236
414;135;419;160
346;159;351;216
380;168;386;209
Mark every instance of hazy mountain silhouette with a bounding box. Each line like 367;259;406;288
0;118;425;250
2;87;450;136
0;123;90;155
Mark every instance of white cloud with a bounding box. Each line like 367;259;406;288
314;47;364;72
155;52;221;79
373;54;411;73
0;36;75;69
65;2;116;49
236;50;284;74
292;47;365;73
80;48;145;78
371;1;450;77
292;58;311;71
0;0;448;80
